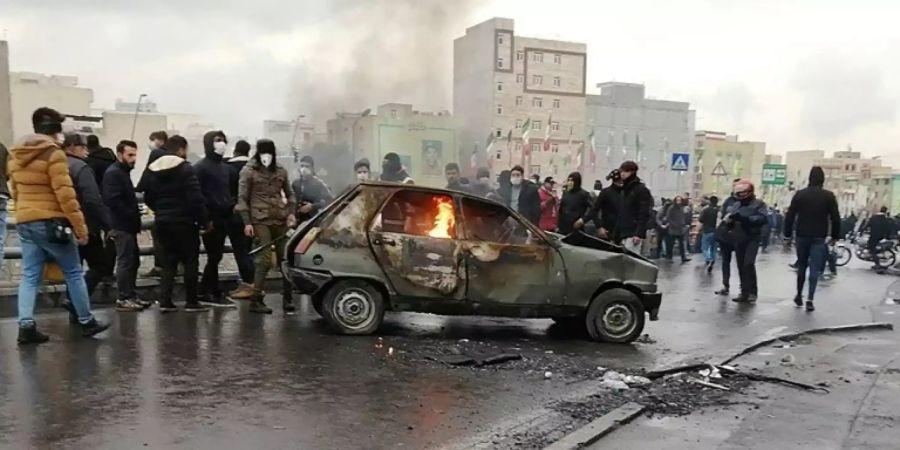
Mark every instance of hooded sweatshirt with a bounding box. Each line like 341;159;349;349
85;143;116;193
193;130;235;220
380;152;414;184
142;154;208;227
783;166;841;240
291;162;334;222
8;134;88;239
226;154;250;199
558;172;593;234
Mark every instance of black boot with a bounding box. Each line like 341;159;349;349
81;318;111;338
793;294;803;307
18;324;50;345
249;298;273;314
714;287;729;296
283;296;296;316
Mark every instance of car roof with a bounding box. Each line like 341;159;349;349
356;181;495;202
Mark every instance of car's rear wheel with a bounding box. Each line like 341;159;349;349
585;288;645;343
321;280;385;335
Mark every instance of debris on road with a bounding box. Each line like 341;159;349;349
689;378;730;391
635;334;657;344
600;379;630;390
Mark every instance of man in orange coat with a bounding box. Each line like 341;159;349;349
8;107;110;344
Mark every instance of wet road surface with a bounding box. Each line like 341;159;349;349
0;248;894;449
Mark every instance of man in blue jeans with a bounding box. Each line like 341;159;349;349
783;166;841;311
7;107;110;344
699;195;719;273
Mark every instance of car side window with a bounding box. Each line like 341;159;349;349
461;197;539;246
378;190;457;239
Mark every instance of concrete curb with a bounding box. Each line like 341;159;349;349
542;402;646;450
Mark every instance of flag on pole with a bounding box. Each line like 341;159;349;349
520;118;532;143
575;142;584;169
588;129;596;169
506;129;513;149
484;131;496;157
635;132;641;162
543;114;553;151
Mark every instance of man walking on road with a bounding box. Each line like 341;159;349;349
699;195;719;272
9;107;110;343
194;130;239;308
715;180;742;296
783;166;840;311
721;180;768;303
236;139;297;315
225;139;255;299
614;161;653;254
142;135;211;313
103;140;149;312
137;130;169;278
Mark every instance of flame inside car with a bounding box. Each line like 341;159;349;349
426;196;455;239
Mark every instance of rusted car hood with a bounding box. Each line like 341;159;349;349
558;231;650;262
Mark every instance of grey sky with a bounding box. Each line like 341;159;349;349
4;0;900;164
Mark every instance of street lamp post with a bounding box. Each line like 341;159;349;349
350;108;372;163
130;93;148;140
290;114;306;163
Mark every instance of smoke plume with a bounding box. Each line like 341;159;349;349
288;0;480;124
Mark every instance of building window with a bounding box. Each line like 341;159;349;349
516;73;524;83
498;34;504;45
515;119;522;128
551;122;559;131
553;76;561;87
532;97;543;108
497;105;503;115
553;99;560;108
532;120;542;130
390;109;397;119
516;51;524;61
497;58;504;69
551;143;559;152
496;129;503;138
553;53;561;64
497;81;503;92
532;74;543;85
531;143;541;153
515;96;523;106
532;51;543;62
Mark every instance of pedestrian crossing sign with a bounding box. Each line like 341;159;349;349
711;161;728;176
671;153;689;171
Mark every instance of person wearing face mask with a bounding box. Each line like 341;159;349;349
236;139;297;314
557;172;593;235
588;169;624;242
136;130;170;278
380;152;414;184
291;155;334;224
354;159;371;182
721;179;768;304
499;165;541;225
224;139;256;300
193;130;240;308
9;107;110;343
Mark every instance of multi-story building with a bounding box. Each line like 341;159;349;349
8;71;94;141
263;119;316;157
454;17;587;179
586;82;695;198
0;41;13;146
327;103;459;187
693;131;766;201
784;149;893;215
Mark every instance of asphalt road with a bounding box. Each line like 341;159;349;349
0;246;894;449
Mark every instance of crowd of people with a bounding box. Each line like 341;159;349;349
0;106;859;345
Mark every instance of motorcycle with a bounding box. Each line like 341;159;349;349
855;237;897;268
831;242;852;267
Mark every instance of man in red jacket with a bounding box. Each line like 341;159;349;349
538;177;558;232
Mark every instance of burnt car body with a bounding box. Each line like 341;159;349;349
282;182;661;343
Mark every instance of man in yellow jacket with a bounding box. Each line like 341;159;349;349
8;107;110;344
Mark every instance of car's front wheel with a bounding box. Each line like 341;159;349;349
585;288;645;343
321;280;385;335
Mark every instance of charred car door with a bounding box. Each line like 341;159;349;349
368;189;465;300
459;197;566;306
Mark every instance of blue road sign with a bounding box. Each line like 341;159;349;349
671;153;689;171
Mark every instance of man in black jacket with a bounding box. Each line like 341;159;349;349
588;170;623;241
445;162;472;193
137;130;169;277
142;135;210;313
63;133;111;302
863;206;895;271
102;140;147;312
194;130;240;308
85;134;117;281
225;139;255;299
558;172;593;234
699;195;719;272
722;180;768;303
783;166;840;311
292;155;334;224
499;165;541;225
615;161;653;254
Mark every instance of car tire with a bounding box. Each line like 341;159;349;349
321;279;385;335
585;288;645;343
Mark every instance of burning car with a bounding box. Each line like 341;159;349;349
282;182;661;343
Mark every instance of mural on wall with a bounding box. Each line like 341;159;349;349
421;140;443;176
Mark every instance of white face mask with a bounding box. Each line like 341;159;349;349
260;154;273;167
213;141;227;156
510;176;522;186
299;167;312;177
55;133;65;144
149;142;158;151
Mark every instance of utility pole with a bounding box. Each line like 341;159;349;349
130;93;147;140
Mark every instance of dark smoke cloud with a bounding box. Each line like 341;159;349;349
792;54;898;138
287;0;480;123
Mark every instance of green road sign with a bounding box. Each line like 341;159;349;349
762;163;787;185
